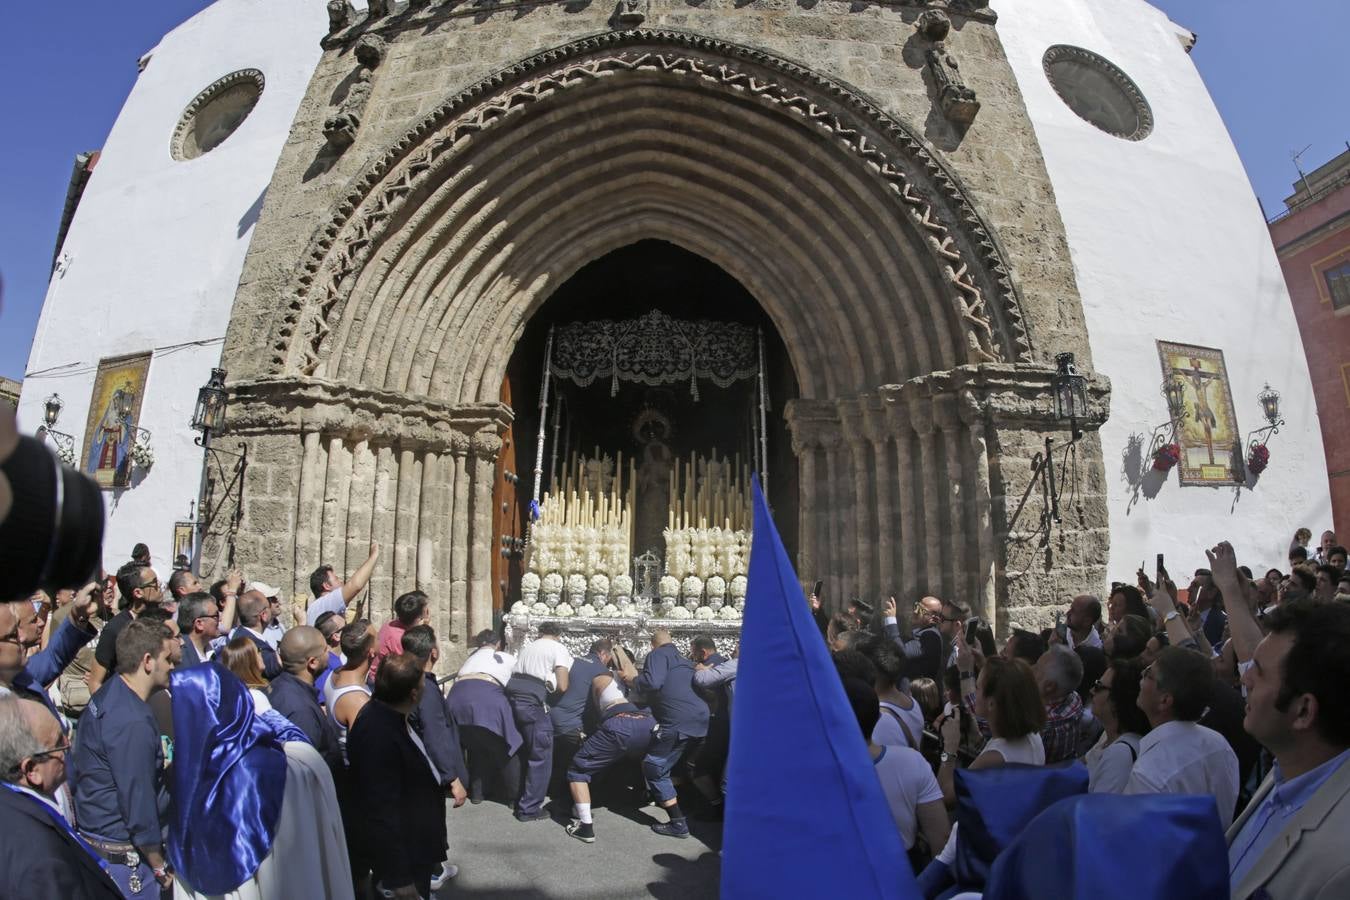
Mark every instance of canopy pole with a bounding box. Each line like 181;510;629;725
531;326;554;507
757;328;769;500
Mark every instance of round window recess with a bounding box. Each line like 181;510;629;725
170;69;265;161
1042;46;1153;141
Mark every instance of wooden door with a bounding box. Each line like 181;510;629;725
493;375;524;617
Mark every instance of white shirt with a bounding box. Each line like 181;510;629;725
985;733;1045;766
261;621;286;651
873;745;944;850
1084;730;1142;794
457;646;516;686
873;699;926;750
1124;719;1239;829
306;587;347;627
513;638;573;691
1067;627;1103;651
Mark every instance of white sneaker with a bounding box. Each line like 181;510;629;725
430;862;459;890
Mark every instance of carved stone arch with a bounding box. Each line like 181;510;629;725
266;29;1032;400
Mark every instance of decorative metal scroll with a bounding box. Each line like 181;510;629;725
548;310;759;400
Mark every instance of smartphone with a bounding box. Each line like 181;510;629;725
813;580;823;598
1156;553;1165;579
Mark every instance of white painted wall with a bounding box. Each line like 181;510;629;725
994;0;1333;579
18;0;329;578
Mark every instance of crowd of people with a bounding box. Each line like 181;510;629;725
2;424;1348;900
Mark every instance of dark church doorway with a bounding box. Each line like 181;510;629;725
496;240;800;611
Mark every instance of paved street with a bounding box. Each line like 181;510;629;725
438;799;722;899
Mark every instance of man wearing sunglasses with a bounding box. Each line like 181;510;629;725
88;561;165;695
1;587;100;722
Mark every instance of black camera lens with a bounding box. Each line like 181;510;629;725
0;435;106;601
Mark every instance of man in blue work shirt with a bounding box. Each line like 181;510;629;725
267;626;342;773
548;638;613;808
623;629;709;838
73;619;176;898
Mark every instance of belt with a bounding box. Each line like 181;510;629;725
80;835;140;866
511;673;549;687
456;672;504;686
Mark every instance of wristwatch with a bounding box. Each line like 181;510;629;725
940;751;952;764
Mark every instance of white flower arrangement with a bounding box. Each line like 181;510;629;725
531;602;551;616
587;574;610;596
717;606;742;621
576;604;597;618
510;601;529;615
554;603;574;618
616;603;637;618
680;575;704;599
521;572;541;592
56;443;77;467
669;606;693;620
566;574;587;601
730;575;748;599
706;575;727;598
599;604;619;617
542;572;564;595
611;574;633;597
694;606;715;621
659;575;681;599
130;439;154;469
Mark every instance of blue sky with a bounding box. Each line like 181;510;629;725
1;0;1345;381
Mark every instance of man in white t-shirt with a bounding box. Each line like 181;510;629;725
305;541;379;627
506;624;572;822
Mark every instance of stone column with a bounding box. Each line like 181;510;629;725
467;428;502;638
884;398;920;603
393;447;421;605
784;400;839;594
907;394;943;597
321;437;353;576
959;389;997;624
291;431;325;602
838;399;874;602
933;393;968;606
861;396;895;598
448;432;471;646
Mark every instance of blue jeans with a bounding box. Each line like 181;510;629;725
511;696;553;815
642;729;696;803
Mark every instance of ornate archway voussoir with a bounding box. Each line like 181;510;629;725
270;28;1032;380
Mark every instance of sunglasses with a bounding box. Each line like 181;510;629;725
29;739;72;761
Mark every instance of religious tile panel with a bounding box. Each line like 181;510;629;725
1156;340;1241;485
80;352;152;490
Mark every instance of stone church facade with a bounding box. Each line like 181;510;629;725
207;0;1111;652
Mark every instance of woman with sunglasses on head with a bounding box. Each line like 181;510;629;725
1084;657;1152;793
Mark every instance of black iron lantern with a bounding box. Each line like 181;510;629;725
1162;375;1186;424
43;393;63;429
1258;383;1281;426
1052;352;1089;422
191;368;228;435
112;385;135;420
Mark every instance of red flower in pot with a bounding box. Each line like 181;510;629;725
1153;442;1181;472
1247;443;1270;476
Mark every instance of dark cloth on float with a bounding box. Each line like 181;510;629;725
447;676;522;756
0;784;123;900
268;672;342;771
93;609;135;675
72;676;169;848
347;699;447;892
409;671;469;789
633;643;709;738
549;653;607;736
568;705;657;783
229;626;282;680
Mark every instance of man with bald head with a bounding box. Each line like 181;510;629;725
267;625;341;770
229;589;281;679
1062;594;1103;651
882;594;944;682
622;628;709;838
0;697;121;898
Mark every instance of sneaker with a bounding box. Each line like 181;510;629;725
566;821;596;843
514;808;552;822
430;862;459;890
651;818;690;839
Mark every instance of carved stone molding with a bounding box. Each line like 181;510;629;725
323;34;388;152
614;0;647;28
784;399;842;454
271;30;1030;378
469;429;504;460
877;363;1111;431
222;375;511;453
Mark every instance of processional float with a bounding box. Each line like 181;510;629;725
506;310;771;657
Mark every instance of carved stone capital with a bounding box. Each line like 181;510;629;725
221;375;511;456
470;429;504;461
784;399;840;455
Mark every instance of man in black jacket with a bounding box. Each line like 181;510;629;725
268;626;341;772
228;591;282;680
347;652;447;900
0;696;122;900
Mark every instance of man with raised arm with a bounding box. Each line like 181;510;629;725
307;541;379;627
